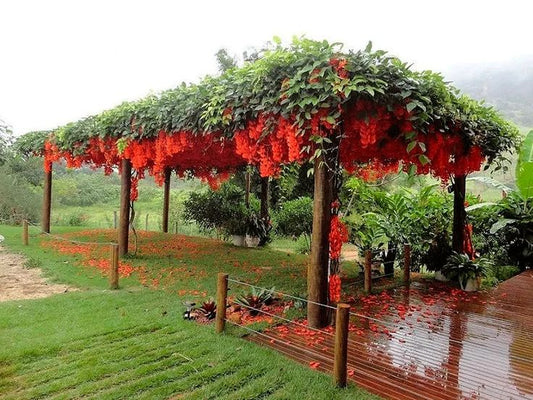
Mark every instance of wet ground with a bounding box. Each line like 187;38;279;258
249;271;533;400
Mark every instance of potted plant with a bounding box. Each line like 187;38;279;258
442;252;492;291
225;218;247;246
224;205;249;246
244;212;269;247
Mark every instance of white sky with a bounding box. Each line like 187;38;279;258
1;0;532;136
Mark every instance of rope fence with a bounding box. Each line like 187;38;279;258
219;272;351;388
21;220;120;290
216;273;530;399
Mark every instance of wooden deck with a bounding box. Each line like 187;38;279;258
248;271;533;400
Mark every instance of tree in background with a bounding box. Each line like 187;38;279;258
0;118;13;165
215;48;237;73
0;118;42;223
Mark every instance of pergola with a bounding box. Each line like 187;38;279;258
16;39;518;328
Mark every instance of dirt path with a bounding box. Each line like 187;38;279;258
0;245;75;302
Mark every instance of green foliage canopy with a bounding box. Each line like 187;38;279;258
17;38;519;179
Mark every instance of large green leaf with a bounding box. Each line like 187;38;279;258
516;130;533;199
489;218;516;234
466;176;513;193
465;202;498;212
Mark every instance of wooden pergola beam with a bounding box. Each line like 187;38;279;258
452;175;466;253
118;159;131;257
42;163;52;233
260;177;269;220
307;155;332;328
162;168;171;233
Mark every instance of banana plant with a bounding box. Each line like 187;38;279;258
466;130;533;269
516;130;533;199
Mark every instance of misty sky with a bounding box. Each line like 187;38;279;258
1;0;531;136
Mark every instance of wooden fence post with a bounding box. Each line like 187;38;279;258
113;211;118;229
162;167;171;233
403;243;411;286
174;221;178;234
118;159;131;257
145;214;149;231
216;273;229;333
364;250;372;294
23;220;29;246
308;155;332;328
110;243;119;289
334;303;350;387
42;164;52;233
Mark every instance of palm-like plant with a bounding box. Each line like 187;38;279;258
198;299;217;320
235;287;275;316
466;130;533;270
442;252;492;290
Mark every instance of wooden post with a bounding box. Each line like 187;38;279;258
260;177;269;220
403;243;411;286
216;273;229;333
162;168;171;233
145;214;149;231
244;170;251;208
452;175;466;253
109;243;119;289
118;159;131;257
22;220;29;245
174;221;178;234
364;250;372;294
42;163;52;233
113;210;118;229
334;303;350;388
308;155;332;328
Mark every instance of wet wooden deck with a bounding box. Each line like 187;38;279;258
249;270;533;400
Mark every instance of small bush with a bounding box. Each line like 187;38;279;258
273;197;313;239
487;264;521;282
183;183;246;232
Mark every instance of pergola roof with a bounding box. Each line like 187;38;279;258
16;38;518;189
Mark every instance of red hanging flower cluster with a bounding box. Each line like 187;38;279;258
43;128;246;195
339;99;486;182
406;130;485;181
329;215;349;260
42;59;490;198
350;160;400;182
310;108;336;136
463;223;475;260
329;57;349;79
44;137;120;174
234;113;309;177
328;274;341;303
328;212;348;303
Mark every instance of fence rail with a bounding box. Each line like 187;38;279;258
21;220;120;290
216;272;533;399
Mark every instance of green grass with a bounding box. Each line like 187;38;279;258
0;225;379;399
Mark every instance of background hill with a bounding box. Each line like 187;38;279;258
444;55;533;129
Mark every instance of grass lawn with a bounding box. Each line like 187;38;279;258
0;225;379;400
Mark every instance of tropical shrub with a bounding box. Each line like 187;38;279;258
442;252;492;290
467;131;533;270
235;287;275;316
346;182;453;272
183;183;248;233
0;157;42;224
470;193;532;270
273;197;313;239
